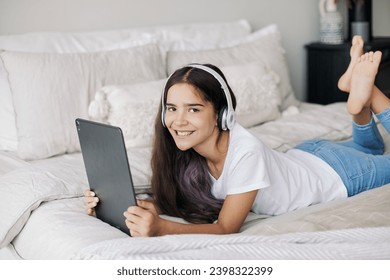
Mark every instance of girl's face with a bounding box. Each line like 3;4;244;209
165;83;219;152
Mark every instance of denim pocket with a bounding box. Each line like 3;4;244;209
328;145;374;180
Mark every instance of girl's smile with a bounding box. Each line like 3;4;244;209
175;130;194;136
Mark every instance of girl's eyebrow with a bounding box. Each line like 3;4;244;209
166;102;205;107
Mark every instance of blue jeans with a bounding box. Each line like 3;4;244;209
295;108;390;197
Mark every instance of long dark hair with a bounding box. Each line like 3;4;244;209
151;64;237;223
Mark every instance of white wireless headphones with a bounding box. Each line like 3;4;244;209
161;64;235;131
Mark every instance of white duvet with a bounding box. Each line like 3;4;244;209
1;103;390;260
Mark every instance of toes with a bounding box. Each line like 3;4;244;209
361;51;382;64
373;51;382;64
352;35;364;46
360;52;369;62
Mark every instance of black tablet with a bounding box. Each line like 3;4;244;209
76;118;137;235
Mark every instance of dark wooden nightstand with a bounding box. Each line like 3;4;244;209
305;37;390;105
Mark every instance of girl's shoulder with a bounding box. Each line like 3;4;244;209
224;124;271;174
230;123;267;153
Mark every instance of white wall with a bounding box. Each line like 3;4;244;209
0;0;389;101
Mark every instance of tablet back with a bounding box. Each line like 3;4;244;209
76;118;136;235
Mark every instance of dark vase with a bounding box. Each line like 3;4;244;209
348;0;372;42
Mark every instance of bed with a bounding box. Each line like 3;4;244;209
1;20;390;260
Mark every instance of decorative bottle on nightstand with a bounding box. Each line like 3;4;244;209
319;0;344;44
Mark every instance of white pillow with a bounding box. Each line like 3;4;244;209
167;24;299;111
0;20;252;152
0;36;155;153
88;62;281;148
89;79;166;148
0;56;17;151
223;63;281;127
1;44;165;160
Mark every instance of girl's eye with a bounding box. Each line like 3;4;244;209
166;106;176;112
189;108;199;113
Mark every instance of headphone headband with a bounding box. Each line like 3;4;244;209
161;64;235;130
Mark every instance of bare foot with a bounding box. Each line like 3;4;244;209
348;51;382;115
338;35;364;93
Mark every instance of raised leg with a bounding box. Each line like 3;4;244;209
338;35;364;93
338;36;390;123
370;86;390;115
348;51;382;116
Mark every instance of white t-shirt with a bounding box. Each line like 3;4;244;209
210;123;347;216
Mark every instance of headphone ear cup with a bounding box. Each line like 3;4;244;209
217;106;228;131
161;105;166;128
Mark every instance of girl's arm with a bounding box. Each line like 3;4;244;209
124;189;258;236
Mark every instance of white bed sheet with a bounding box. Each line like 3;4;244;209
0;151;29;176
0;244;21;260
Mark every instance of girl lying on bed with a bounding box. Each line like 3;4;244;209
85;35;390;237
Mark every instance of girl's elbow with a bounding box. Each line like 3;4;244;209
216;222;241;234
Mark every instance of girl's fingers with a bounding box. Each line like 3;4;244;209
84;189;95;197
87;201;97;208
125;205;147;217
136;199;159;214
123;208;143;223
136;199;152;209
125;219;140;237
85;196;99;204
87;207;96;216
